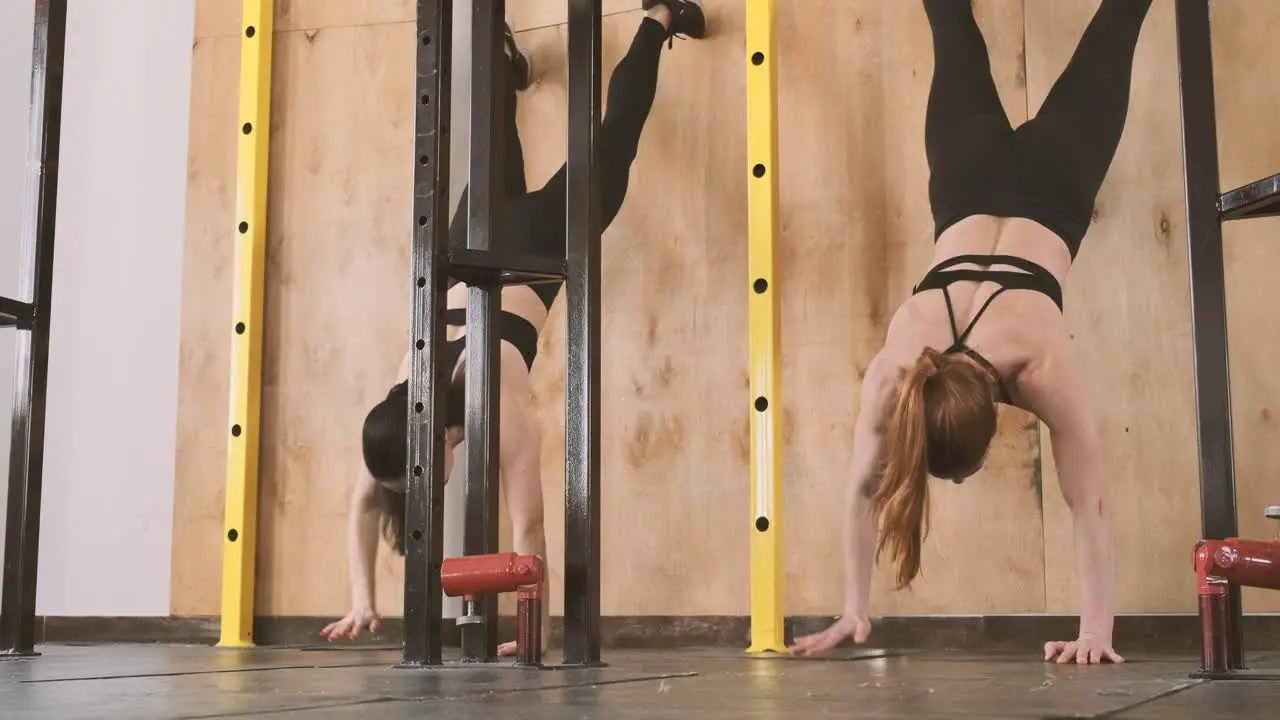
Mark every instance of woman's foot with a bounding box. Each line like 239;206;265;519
503;19;534;91
642;0;706;40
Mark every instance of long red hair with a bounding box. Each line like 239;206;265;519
873;348;998;589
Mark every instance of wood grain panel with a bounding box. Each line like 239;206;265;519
1028;0;1202;615
171;33;239;615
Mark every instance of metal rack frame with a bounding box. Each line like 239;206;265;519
402;0;603;668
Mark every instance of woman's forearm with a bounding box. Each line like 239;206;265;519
842;487;878;617
1072;506;1116;641
348;501;381;608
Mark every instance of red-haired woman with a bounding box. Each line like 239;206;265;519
792;0;1152;664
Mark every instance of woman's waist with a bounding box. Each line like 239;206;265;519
933;217;1072;281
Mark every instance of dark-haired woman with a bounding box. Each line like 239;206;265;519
792;0;1152;664
320;1;707;655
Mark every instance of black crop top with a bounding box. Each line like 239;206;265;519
911;254;1064;404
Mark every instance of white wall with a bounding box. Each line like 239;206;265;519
27;0;196;616
0;0;38;573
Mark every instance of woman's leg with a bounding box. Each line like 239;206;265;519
502;23;531;197
923;0;1019;238
515;5;698;258
1015;0;1153;251
492;343;549;655
448;23;532;245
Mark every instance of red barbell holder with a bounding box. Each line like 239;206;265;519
441;553;544;668
1193;536;1280;679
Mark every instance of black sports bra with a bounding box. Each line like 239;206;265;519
911;254;1064;404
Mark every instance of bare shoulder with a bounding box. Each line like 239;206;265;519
1008;327;1093;431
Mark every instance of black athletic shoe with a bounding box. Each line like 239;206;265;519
504;21;534;91
642;0;707;41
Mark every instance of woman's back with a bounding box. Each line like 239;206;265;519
880;215;1077;400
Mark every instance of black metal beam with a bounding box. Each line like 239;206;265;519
1219;173;1280;221
461;0;506;664
0;297;34;329
402;0;453;668
446;248;567;285
1173;0;1243;668
1;0;67;657
562;0;604;667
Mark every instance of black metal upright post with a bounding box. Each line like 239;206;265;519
562;0;604;667
1;0;67;658
461;0;506;664
1173;0;1243;668
402;0;454;668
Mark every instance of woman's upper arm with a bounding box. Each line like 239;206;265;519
352;464;380;511
1016;349;1105;507
851;356;896;495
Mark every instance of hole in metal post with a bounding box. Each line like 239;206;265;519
228;529;240;542
753;278;768;294
420;93;431;106
415;402;424;413
755;517;769;532
412;529;423;541
238;221;248;233
416;339;425;350
242;122;253;135
417;277;426;288
231;424;242;437
418;216;427;226
754;397;768;412
753;164;766;178
235;322;246;335
245;26;256;38
413;465;424;477
752;51;765;66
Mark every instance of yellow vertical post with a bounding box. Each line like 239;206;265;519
745;0;785;654
219;0;274;648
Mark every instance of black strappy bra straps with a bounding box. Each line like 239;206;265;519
938;285;1013;404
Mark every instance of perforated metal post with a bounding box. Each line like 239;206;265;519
218;0;275;650
745;0;785;654
403;0;454;668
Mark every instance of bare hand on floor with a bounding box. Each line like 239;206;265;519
320;606;381;641
788;614;872;655
1044;636;1124;664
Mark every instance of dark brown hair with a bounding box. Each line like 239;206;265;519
362;376;466;556
378;483;406;556
874;348;998;589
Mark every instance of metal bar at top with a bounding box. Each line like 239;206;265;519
1219;173;1280;221
744;0;784;654
218;0;275;650
402;0;454;668
1173;0;1243;669
0;297;33;329
562;0;604;668
461;0;506;664
1;0;67;657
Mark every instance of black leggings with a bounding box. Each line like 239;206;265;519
924;0;1152;258
450;17;667;289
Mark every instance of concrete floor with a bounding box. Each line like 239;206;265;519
0;644;1277;719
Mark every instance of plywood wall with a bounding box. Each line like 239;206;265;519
174;0;1280;620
